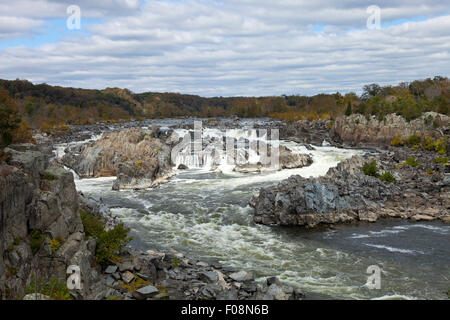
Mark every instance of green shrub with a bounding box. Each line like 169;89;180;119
80;209;132;268
30;229;45;254
404;157;421;167
361;159;379;177
172;256;181;267
391;136;403;146
379;171;396;183
50;238;64;254
95;223;133;268
80;209;105;238
26;274;71;300
40;173;58;181
406;134;421;147
433;138;447;155
434;156;449;165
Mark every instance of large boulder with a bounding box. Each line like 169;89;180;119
62;128;175;190
250;156;401;227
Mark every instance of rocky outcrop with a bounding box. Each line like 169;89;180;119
331;112;449;147
251;151;450;227
0;144;97;299
279;145;313;169
62;127;176;190
256;120;333;146
233;146;312;173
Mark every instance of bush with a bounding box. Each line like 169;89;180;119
433;138;447;155
391;136;403;146
50;238;64;254
26;274;71;300
361;159;379;177
406;134;421;147
40;172;58;181
80;209;132;268
379;171;396;183
80;209;104;237
434;157;449;165
30;229;45;255
404;157;421;167
95;223;133;268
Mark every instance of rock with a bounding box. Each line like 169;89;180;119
177;164;188;170
279;146;313;169
331;112;449;147
229;271;254;282
196;261;209;267
153;292;170;300
266;284;288;300
119;261;134;272
106;276;115;287
23;293;51;300
267;277;281;286
105;265;118;274
251;155;400;227
0;145;95;299
121;271;136;284
411;215;436;221
199;271;219;283
441;216;450;224
62;128;175;190
135;285;159;298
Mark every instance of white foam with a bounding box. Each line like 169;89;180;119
364;243;424;255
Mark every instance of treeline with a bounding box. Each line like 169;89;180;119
0;76;449;135
347;76;449;121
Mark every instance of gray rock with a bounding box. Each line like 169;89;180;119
23;293;51;300
136;285;159;298
229;271;254;282
105;276;115;287
105;265;118;274
267;276;281;286
119;261;134;272
121;271;135;284
199;271;219;283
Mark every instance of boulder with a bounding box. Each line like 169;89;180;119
228;271;254;282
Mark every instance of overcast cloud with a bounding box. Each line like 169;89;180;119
0;0;449;96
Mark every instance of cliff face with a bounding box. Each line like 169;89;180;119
0;145;96;299
331;112;449;147
62;127;176;190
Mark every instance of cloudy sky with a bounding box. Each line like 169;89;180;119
0;0;449;96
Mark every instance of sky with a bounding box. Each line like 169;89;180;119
0;0;449;97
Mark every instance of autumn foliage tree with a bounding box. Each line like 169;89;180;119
0;90;21;147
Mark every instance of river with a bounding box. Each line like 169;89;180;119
62;121;449;300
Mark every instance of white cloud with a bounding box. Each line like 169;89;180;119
0;0;449;96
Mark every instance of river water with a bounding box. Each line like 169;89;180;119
67;123;449;300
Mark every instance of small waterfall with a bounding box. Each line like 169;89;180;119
173;127;275;172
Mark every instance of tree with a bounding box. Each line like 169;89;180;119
345;101;352;116
0;90;21;147
362;83;382;100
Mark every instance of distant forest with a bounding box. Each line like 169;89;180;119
0;76;449;135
